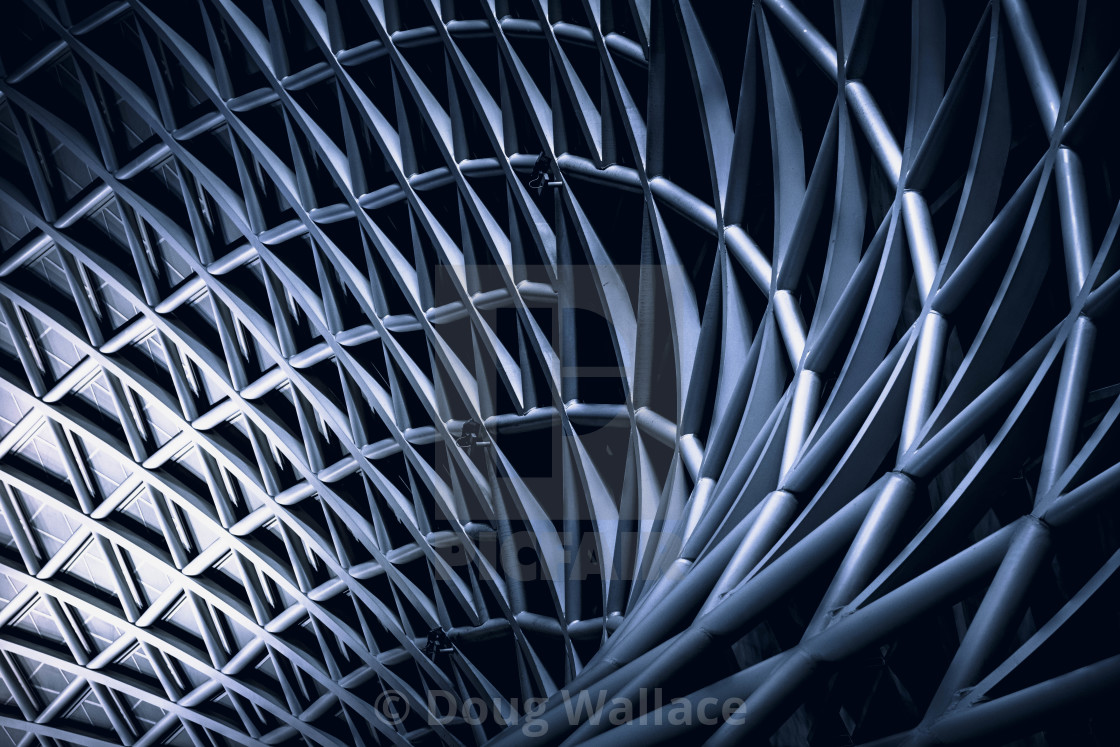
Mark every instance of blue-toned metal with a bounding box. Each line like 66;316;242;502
0;1;1117;745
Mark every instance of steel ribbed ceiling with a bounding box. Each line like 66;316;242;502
0;0;1118;745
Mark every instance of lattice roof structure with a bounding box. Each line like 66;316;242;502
0;0;1118;745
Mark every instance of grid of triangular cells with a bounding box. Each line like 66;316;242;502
0;0;1118;745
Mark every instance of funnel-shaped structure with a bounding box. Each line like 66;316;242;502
0;1;1118;745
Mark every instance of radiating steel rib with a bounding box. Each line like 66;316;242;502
653;0;911;606
594;213;906;673
529;324;918;703
539;181;1111;747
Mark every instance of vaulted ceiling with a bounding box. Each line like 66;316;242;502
0;1;1117;745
